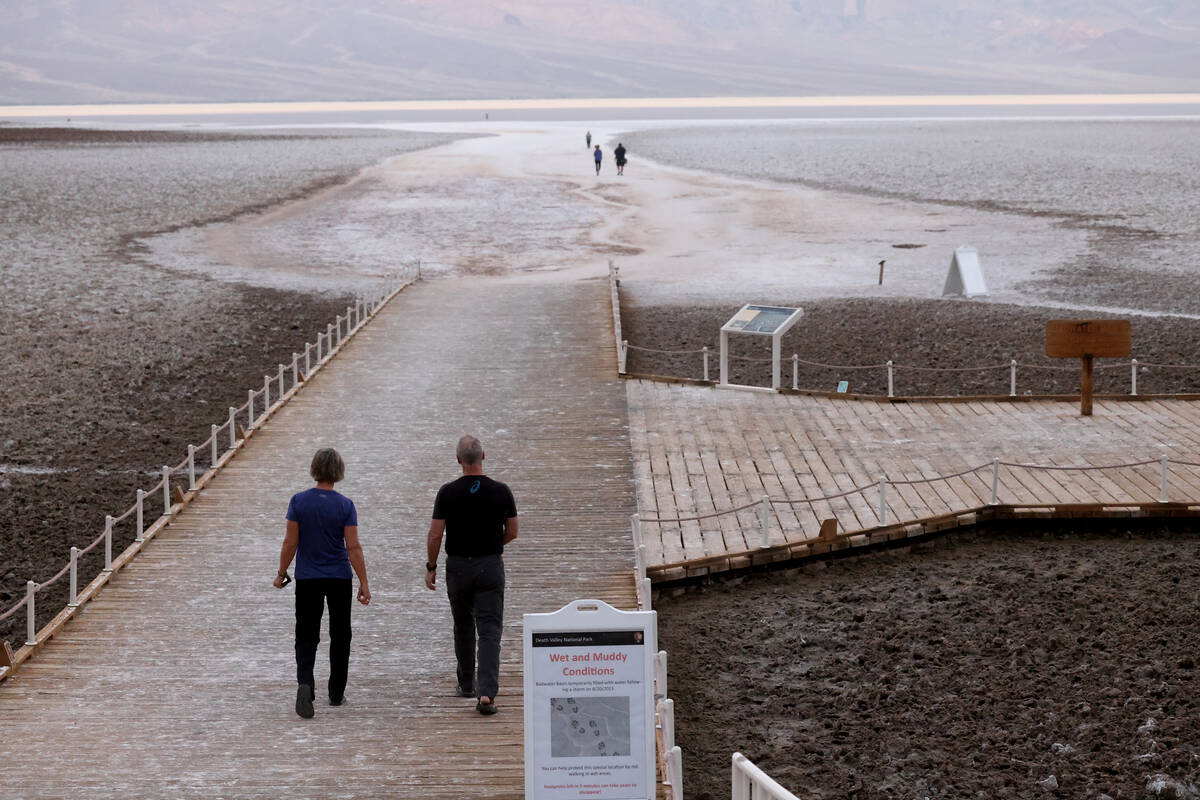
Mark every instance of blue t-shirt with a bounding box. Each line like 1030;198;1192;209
286;488;357;580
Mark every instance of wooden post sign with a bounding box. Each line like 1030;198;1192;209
1045;320;1131;416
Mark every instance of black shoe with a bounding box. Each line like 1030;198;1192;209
329;694;345;706
476;698;498;715
455;684;475;698
295;684;315;718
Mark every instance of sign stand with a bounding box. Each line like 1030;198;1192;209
942;246;988;297
1045;319;1132;416
718;304;803;390
524;599;658;800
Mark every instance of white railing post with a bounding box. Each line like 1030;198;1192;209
654;650;668;701
702;346;710;382
136;488;145;542
641;577;652;611
666;746;683;800
990;457;1000;505
228;407;237;447
69;547;79;608
104;514;113;573
346;306;353;336
336;316;343;347
262;375;271;409
326;323;334;353
316;333;323;362
305;342;312;375
619;340;628;374
417;258;422;279
760;494;771;548
162;465;171;511
247;389;255;426
211;424;219;465
733;754;749;800
187;444;196;490
878;477;887;524
292;353;299;385
657;698;675;752
792;353;799;390
1131;358;1138;396
1010;359;1018;397
887;360;894;398
1161;453;1169;503
277;364;285;398
25;581;36;646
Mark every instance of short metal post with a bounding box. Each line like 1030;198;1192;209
305;342;312;375
69;547;79;607
666;746;683;800
162;465;171;511
262;375;271;409
641;577;652;611
187;444;196;490
654;651;668;700
878;477;887;524
292;354;299;386
228;407;237;447
211;424;219;465
792;353;799;390
1010;359;1018;397
990;457;1000;505
658;698;676;752
316;333;322;362
326;323;334;352
887;360;894;398
1131;358;1138;396
702;346;709;382
336;315;343;346
760;495;770;548
25;581;36;646
346;306;353;335
619;339;628;374
638;545;647;581
277;364;285;398
1161;454;1169;503
248;389;255;426
104;514;113;572
136;488;145;541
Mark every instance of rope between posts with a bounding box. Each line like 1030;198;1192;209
884;463;990;484
895;363;1009;373
997;458;1160;471
1134;362;1200;370
638;498;763;523
794;356;889;370
77;525;108;557
0;594;29;623
625;343;709;355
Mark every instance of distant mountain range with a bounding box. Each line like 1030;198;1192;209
3;0;1199;104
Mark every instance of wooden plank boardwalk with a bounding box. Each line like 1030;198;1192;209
0;278;637;799
627;380;1200;580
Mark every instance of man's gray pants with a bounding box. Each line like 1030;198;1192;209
445;554;505;700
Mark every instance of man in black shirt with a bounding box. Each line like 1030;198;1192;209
425;435;518;715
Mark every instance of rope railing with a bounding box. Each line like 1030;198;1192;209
620;340;1200;398
637;454;1193;547
0;263;421;659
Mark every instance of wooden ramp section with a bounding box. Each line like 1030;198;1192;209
0;279;636;799
627;380;1200;580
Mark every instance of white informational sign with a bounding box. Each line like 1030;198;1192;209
524;600;657;800
942;246;989;297
718;304;804;389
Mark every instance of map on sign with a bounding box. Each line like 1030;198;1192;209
550;696;631;758
723;305;799;334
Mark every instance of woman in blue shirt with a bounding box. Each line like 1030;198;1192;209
274;447;370;718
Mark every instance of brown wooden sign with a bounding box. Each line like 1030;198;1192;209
1045;320;1131;359
1045;320;1132;416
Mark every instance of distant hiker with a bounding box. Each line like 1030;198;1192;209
425;435;518;715
586;130;592;148
594;145;603;175
614;142;627;176
274;448;371;719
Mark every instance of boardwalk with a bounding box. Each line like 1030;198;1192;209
627;380;1200;579
0;278;637;799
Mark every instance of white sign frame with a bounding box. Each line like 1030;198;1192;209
942;246;989;297
718;304;804;390
523;599;658;800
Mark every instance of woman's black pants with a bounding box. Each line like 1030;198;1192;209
294;578;352;700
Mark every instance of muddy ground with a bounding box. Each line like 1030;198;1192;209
657;529;1200;800
621;298;1200;397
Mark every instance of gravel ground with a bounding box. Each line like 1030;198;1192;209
621;297;1200;397
658;529;1200;800
0;126;456;643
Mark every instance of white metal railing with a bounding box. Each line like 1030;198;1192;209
623;342;1200;398
631;511;683;800
636;453;1196;551
0;264;421;662
732;753;800;800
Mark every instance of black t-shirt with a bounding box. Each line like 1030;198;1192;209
432;475;517;557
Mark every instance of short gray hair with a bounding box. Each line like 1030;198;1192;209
456;435;483;465
310;447;345;483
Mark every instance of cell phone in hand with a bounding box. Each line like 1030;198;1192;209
279;572;291;587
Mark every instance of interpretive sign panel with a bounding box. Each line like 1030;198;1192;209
524;600;657;800
1045;320;1131;359
719;304;804;389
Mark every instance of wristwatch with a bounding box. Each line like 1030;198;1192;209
426;562;437;572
